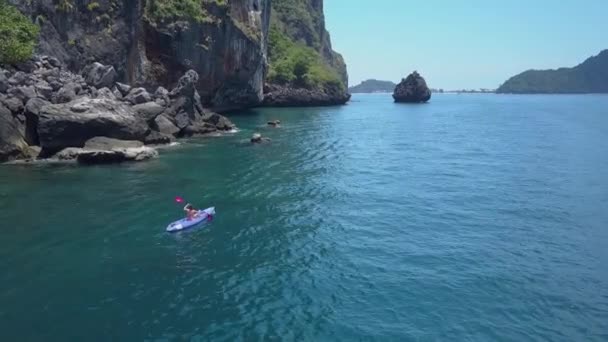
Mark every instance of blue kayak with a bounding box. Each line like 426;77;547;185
166;207;215;232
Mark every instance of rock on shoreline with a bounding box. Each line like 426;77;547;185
262;84;351;107
0;56;235;164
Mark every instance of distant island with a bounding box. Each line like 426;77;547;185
349;79;397;93
497;49;608;94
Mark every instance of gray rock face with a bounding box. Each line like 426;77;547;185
96;87;116;100
54;145;158;165
133;102;164;122
38;97;150;153
8;72;27;87
153;115;180;136
83;62;118;89
35;82;54;100
124;88;152;105
9;0;270;109
0;104;28;162
2;96;24;114
1;57;238;163
144;131;173;145
83;136;144;150
54;84;78;104
392;72;431;103
0;72;9;92
115;82;131;97
24;98;50;145
8;86;37;102
263;84;351;107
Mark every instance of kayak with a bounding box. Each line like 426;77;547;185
166;207;215;233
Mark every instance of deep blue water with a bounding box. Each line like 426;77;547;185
1;93;607;341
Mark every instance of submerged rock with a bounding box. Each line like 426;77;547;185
250;133;271;144
393;72;431;103
267;120;281;127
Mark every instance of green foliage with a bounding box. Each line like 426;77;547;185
145;0;226;24
0;1;39;64
267;26;344;92
87;2;100;11
271;0;321;49
55;0;75;12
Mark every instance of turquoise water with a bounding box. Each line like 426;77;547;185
1;94;608;341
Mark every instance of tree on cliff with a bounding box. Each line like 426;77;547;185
0;0;39;64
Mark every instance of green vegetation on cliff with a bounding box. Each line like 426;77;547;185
268;0;348;91
268;26;343;91
0;0;39;64
144;0;226;24
497;50;608;94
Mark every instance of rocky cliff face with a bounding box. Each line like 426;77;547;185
264;0;350;106
9;0;270;110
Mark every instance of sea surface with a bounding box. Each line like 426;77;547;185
1;94;607;341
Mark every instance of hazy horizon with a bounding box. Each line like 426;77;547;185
325;0;608;89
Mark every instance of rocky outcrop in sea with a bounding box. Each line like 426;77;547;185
393;72;432;103
0;56;234;163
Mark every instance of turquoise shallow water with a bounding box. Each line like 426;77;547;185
1;94;608;341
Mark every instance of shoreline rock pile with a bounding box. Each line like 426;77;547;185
1;56;235;164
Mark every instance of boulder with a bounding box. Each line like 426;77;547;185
2;97;24;114
112;88;123;100
81;147;157;164
125;87;152;105
133;102;164;122
24;98;51;145
115;82;131;96
8;72;27;87
53;138;158;164
0;72;8;92
392;71;432;103
170;70;199;98
153;115;180;136
83;62;118;89
45;56;61;68
8;86;37;102
203;113;236;131
54;84;78;104
154;86;170;100
38;97;150;153
144;131;173;145
0;104;28;162
84;136;144;150
96;87;116;100
35;82;54;100
182;122;217;136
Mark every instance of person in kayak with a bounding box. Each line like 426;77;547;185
184;204;200;220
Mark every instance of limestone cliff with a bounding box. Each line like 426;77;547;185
9;0;270;110
264;0;350;106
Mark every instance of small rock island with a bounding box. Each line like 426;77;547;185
393;72;432;103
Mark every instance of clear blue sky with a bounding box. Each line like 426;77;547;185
324;0;608;89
